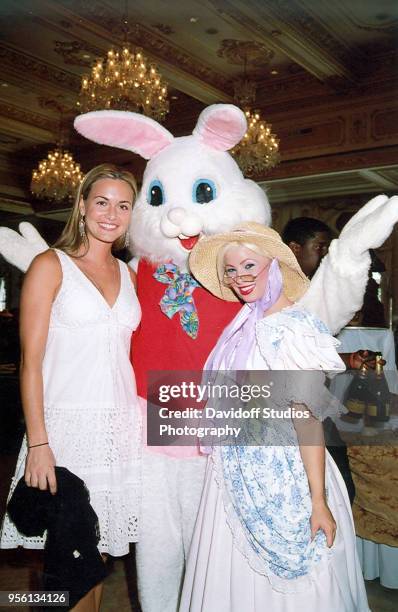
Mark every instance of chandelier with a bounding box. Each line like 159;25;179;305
77;46;169;120
228;50;280;177
231;108;280;177
77;0;169;121
31;148;83;203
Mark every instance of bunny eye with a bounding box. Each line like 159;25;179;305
148;180;165;206
192;179;217;204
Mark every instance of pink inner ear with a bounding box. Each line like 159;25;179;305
193;104;247;151
74;111;174;160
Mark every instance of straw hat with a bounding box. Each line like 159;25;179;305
189;222;309;302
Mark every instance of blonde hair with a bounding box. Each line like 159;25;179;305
53;163;137;255
216;240;269;284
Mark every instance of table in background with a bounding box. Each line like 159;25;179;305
336;326;398;588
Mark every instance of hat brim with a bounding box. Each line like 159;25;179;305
189;223;309;302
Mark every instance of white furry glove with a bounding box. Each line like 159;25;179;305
300;194;398;334
0;222;48;272
336;194;398;259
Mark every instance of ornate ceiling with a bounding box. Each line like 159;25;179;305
0;0;397;220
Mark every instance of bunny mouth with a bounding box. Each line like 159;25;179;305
178;234;200;251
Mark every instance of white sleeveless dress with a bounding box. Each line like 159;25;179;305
0;249;142;556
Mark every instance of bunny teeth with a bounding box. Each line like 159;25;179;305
178;234;200;251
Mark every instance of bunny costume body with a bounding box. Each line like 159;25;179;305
0;104;397;612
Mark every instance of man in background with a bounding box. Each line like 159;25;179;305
282;217;332;278
282;216;356;502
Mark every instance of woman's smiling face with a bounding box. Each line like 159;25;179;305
223;245;272;303
80;178;134;246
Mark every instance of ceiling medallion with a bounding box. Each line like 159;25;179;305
218;40;274;68
54;40;98;68
152;23;175;36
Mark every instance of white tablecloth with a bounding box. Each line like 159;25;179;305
336;326;398;588
336;326;398;393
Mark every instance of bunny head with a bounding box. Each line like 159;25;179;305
74;104;271;269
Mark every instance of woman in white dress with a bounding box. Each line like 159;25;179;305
180;222;370;611
0;164;142;611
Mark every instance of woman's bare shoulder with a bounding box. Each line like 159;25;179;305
29;249;60;268
25;249;62;284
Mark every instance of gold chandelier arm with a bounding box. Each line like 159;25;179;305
77;0;169;121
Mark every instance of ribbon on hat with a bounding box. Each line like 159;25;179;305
154;263;199;339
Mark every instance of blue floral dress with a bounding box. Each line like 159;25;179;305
180;306;370;611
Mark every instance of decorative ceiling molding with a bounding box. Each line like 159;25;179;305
256;71;398;118
207;0;357;85
263;146;398;181
0;43;80;92
53;40;99;67
33;0;233;101
0;197;34;215
0;101;59;134
354;22;398;35
255;72;326;104
333;0;398;35
217;40;274;69
295;0;367;61
0;134;21;146
37;96;74;116
152;24;176;36
0;0;396;220
261;166;398;204
358;169;397;190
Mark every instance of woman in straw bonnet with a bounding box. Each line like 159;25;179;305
180;222;369;611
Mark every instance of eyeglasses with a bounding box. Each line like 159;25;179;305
222;265;269;286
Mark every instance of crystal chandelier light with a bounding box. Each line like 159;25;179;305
229;55;280;177
231;108;280;177
31;148;83;203
77;46;169;120
77;1;169;120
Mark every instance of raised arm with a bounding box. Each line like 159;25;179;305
20;250;61;493
0;222;48;272
299;195;398;334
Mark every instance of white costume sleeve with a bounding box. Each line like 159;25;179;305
299;194;398;335
0;222;48;272
298;240;370;335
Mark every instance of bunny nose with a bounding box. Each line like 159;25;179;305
168;208;186;225
161;207;203;238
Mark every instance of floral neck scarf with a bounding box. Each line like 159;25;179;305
154;263;199;339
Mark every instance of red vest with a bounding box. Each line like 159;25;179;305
132;259;242;398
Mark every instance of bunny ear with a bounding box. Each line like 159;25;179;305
192;104;247;151
74;110;174;160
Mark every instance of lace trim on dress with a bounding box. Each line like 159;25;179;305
1;404;143;554
211;449;332;593
255;306;346;422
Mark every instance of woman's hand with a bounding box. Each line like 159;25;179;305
311;499;336;547
25;445;57;494
350;349;386;370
